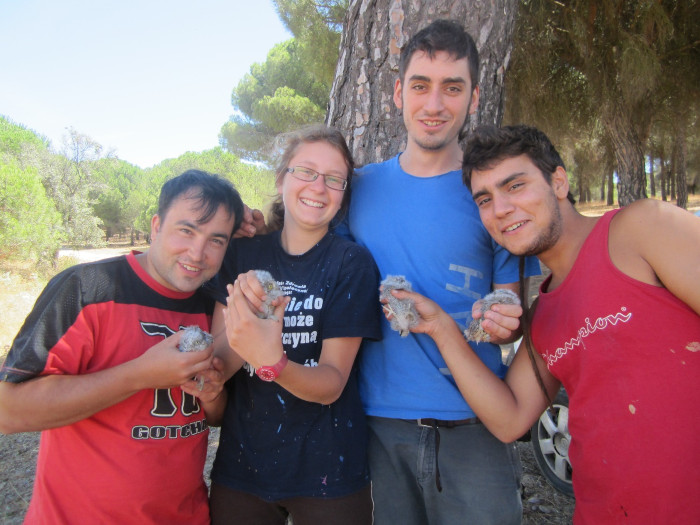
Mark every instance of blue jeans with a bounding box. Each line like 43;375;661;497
367;416;522;525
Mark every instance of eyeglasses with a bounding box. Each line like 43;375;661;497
287;166;347;191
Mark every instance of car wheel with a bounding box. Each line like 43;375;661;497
530;389;574;497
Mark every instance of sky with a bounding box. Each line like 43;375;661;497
0;0;292;168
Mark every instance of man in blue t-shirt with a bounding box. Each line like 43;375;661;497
338;20;538;525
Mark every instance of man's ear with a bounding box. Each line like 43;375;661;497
393;78;403;110
551;167;571;200
150;214;161;241
468;85;480;116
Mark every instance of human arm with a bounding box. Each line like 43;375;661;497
210;301;245;380
610;199;700;315
470;281;524;344
0;331;214;434
223;279;361;405
385;288;560;442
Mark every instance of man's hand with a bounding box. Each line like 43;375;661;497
471;300;523;344
233;205;266;238
134;331;214;390
381;288;453;340
181;356;226;403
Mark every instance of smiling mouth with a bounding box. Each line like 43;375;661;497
301;198;324;208
181;263;201;272
503;221;525;233
422;120;445;128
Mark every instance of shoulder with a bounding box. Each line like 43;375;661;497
328;234;375;263
356;156;398;178
611;199;693;240
47;256;126;297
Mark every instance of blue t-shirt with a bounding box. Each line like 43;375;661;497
340;154;540;420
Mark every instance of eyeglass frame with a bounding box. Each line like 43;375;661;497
286;166;348;191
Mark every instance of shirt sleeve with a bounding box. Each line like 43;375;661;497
321;244;382;342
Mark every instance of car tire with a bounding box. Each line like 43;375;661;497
530;389;574;497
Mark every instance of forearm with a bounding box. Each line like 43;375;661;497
0;363;143;434
200;390;227;427
275;362;347;405
432;317;551;442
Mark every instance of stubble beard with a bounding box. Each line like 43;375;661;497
519;203;563;257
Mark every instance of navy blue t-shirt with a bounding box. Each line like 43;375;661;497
210;231;381;500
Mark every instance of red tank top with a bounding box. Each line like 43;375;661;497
532;209;700;524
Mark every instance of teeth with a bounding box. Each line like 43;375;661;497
301;198;323;208
182;263;200;272
505;222;524;232
424;121;443;127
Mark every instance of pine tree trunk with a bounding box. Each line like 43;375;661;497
660;157;667;201
648;140;656;197
602;100;647;207
673;116;688;210
327;0;519;166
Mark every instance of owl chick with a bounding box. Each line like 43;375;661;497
178;325;213;390
380;275;419;337
179;325;214;352
254;269;284;320
464;289;521;343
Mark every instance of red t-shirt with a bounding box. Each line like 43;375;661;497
2;253;212;524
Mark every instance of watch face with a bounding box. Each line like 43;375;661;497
255;367;277;382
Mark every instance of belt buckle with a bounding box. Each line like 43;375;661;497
417;418;435;428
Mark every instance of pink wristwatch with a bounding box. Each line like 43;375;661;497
255;353;289;382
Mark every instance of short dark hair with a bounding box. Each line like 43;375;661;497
462;124;576;205
268;125;354;232
399;19;479;87
158;169;245;234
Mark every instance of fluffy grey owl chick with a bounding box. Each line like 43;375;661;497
254;270;284;320
465;289;521;343
179;326;213;390
380;275;419;337
179;325;214;352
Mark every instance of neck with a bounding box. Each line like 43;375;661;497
279;223;328;255
399;140;463;177
538;208;599;291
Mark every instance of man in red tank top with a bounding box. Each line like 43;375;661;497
383;125;700;524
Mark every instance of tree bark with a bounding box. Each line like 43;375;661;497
602;99;647;207
672;114;688;210
327;0;519;166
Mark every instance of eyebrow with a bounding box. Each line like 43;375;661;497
407;74;467;85
472;172;527;201
177;219;231;241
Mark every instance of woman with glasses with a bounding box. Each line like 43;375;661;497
207;125;381;525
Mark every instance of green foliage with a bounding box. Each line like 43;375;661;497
0;116;276;267
0;162;62;265
222;1;349;164
222;39;331;164
273;0;348;85
506;0;699;206
0;115;50;157
138;148;276;234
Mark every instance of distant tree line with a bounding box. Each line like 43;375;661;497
0;116;274;270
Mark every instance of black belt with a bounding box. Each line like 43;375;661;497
408;417;480;428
